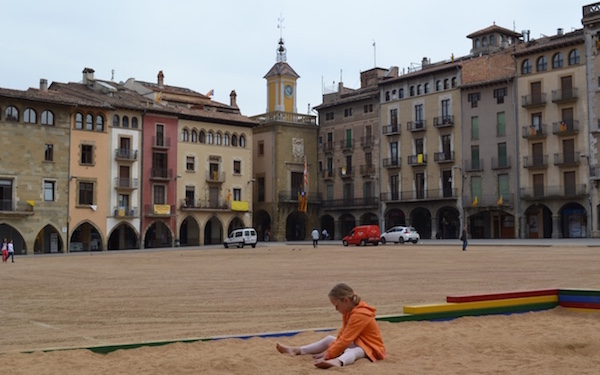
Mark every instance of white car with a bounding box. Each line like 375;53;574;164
380;226;420;244
224;228;257;248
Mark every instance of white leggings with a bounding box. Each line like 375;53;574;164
299;335;366;366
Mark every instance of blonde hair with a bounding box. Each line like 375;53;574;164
329;283;361;304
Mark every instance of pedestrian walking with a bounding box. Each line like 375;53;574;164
7;239;14;262
460;225;468;251
311;228;320;248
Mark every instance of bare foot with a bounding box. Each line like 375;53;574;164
315;359;342;369
276;343;301;356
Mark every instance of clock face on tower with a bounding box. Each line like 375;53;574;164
284;84;293;98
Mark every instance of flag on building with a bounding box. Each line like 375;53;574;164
472;196;478;207
298;190;307;212
303;155;308;190
206;89;214;97
155;92;162;103
497;195;503;206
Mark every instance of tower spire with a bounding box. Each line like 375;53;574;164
277;15;286;62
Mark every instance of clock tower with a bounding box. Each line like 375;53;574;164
264;37;299;113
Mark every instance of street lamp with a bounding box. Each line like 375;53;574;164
581;154;593;237
452;166;466;230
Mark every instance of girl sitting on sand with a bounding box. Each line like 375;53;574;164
276;283;386;369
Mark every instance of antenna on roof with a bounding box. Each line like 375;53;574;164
111;69;115;81
277;14;284;39
373;40;376;67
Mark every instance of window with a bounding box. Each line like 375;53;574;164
131;117;138;129
182;129;189;142
451;78;457;88
113;114;120;127
468;92;480;108
24;108;36;123
258;141;264;156
552;52;564;68
233;188;241;201
185;186;195;206
522;59;532;74
493;87;507;104
44;180;55;201
95;115;104;132
475;38;481;48
471;116;479;140
240;135;246;147
568;49;581;65
498;174;509;199
471;146;480;170
41;110;54;125
497;112;506;136
363;104;373;113
258;177;265;202
536;56;548;72
390;109;398;125
153;185;166;205
417;85;422;95
490;34;496;45
385;91;390;101
399;88;404;99
199;131;206;143
86;114;93;130
409;86;415;96
45;144;54;161
6;106;18;121
436;80;441;91
471;176;482;202
325;112;334;120
233;160;241;174
191;130;197;142
441;99;450;118
482;36;488;47
216;132;222;145
424;83;429;94
392;89;397;100
122;116;129;128
78;182;94;205
415;104;423;126
208;131;214;144
231;134;238;146
444;79;449;89
81;144;93;165
224;133;229;146
186;156;195;171
344;108;353;117
497;143;508;168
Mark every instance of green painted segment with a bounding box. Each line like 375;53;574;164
559;289;600;297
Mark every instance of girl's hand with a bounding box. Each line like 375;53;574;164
312;351;326;361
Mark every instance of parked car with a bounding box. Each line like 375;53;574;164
342;225;381;246
380;226;420;244
224;228;257;248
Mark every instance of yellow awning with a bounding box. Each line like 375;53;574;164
231;201;249;212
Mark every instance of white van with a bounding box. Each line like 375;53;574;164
223;228;258;248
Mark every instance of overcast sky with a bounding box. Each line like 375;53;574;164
1;1;591;117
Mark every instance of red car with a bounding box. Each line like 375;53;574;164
342;225;381;246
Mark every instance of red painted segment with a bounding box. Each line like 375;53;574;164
446;289;559;303
559;301;600;310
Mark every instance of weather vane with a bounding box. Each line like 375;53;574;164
278;14;284;39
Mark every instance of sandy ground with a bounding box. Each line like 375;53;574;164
0;241;599;374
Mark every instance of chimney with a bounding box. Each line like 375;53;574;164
338;81;344;93
557;28;564;36
422;57;429;67
39;79;48;92
157;70;164;88
230;90;237;108
82;67;95;84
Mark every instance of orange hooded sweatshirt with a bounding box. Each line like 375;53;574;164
325;301;386;362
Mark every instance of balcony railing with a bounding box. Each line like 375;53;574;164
433;115;454;128
407;120;426;132
522;124;548;139
150;167;173;180
461;193;515;207
114;148;138;161
114;177;139;189
554;152;581;166
465;159;483;172
322;141;334;153
151;136;171;149
144;204;175;216
340;139;354;152
551;88;578;103
407;154;427;165
112;206;138;217
321;169;335;179
521;93;547;108
206;171;225;183
520;184;587;200
491;156;511;169
251;111;317;125
552;120;579;135
522;155;548;169
359;164;376;176
321;197;379;208
339;166;354;178
181;199;230;210
383;157;402;169
382;124;401;135
278;191;322;203
434;151;454;163
361;136;375;148
0;200;35;216
380;188;457;202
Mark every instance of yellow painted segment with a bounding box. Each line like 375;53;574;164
403;295;558;314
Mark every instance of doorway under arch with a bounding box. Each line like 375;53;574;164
180;216;200;247
285;211;307;240
70;222;102;251
0;223;27;254
107;223;139;250
204;216;223;245
144;221;173;248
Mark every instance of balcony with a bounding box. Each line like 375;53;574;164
521;93;547;108
491;156;511;170
321;169;335;180
407;120;426;132
114;177;139;189
251;111;317;125
520;184;587;200
340;139;354;152
380;188;457;202
278;191;322;203
434;151;455;163
383;157;402;169
206;171;225;184
461;193;514;208
0;200;34;217
181;199;230;210
112;206;138;218
114;148;138;161
339;166;354;178
554;152;581;166
407;154;427;166
144;204;175;216
522;124;548;139
522;155;548;169
321;197;379;209
465;159;483;172
433;115;454;128
151;136;171;149
361;136;375;149
551;88;578;103
322;141;334;154
150;167;173;180
552;120;579;136
360;164;376;177
382;124;401;136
